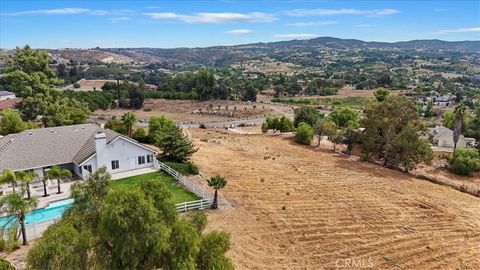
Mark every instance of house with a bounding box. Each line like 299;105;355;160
0;124;156;180
428;125;476;148
0;91;15;101
0;98;22;110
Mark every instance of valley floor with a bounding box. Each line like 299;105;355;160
190;129;480;269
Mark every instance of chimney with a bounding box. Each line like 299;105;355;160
94;132;107;169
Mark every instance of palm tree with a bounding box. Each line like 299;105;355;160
121;112;136;137
45;166;72;194
0;190;38;245
1;169;17;193
206;175;227;209
453;102;466;155
15;171;36;199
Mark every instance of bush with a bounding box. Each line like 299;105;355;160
450;148;480;176
295;122;315;145
0;239;5;252
132;128;148;143
0;257;15;270
261;122;268;133
164;161;199;175
73;83;80;88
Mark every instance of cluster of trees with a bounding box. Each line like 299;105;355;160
26;168;233;269
290;89;434;172
64;91;113;111
1;46;90;128
101;80;146;109
293;106;359;154
261;116;293;133
305;78;344;96
106;113;197;162
152;70;259;101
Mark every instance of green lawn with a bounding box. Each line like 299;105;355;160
110;172;199;204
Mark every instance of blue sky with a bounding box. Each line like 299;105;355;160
1;1;479;49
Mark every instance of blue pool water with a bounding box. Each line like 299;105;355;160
0;198;74;228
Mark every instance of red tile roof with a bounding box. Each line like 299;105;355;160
0;98;22;110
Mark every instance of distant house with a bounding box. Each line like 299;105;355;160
0;91;15;101
0;98;21;110
0;124;156;180
428;126;476;148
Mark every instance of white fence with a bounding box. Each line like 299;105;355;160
154;160;213;211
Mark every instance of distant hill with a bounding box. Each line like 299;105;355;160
44;37;479;67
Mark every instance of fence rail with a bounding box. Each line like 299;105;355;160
154;159;213;211
175;199;212;212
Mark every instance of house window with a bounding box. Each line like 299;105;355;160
111;160;119;170
147;154;154;163
138;155;146;165
83;165;92;173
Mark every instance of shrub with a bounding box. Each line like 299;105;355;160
0;239;5;252
0;257;15;270
450;148;480;176
132;128;148;143
261;122;268;133
73;82;80;88
295;122;314;145
164;161;199;175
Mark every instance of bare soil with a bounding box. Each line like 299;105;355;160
93;99;292;122
190;129;480;269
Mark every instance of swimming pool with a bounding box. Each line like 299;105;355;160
0;198;74;228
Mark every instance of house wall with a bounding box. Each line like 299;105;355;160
81;137;154;177
0;94;15;101
437;134;467;148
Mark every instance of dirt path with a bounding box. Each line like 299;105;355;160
190;129;480;269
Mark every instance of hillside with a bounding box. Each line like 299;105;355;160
46;37;479;67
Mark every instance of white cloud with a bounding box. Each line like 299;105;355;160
143;12;276;23
433;8;448;12
434;27;480;35
354;24;373;28
110;17;132;23
273;33;318;39
285;8;399;17
286;21;338;27
226;29;253;35
7;8;133;16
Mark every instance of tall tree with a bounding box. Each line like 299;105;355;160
154;124;198;162
15;171;36;199
207;175;227;209
1;169;17;193
361;95;425;167
453;102;466;155
391;124;433;172
45;166;72;194
121;112;136;137
0;191;38;245
293;107;323;127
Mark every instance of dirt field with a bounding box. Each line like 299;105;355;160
190;129;480;269
93;99;292;122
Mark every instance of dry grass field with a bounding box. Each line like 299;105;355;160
190;129;480;269
93;99;291;122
